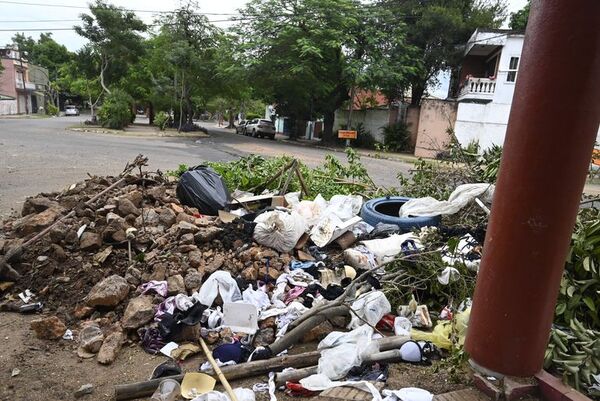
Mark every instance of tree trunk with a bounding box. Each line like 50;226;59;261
99;57;111;95
186;86;193;125
148;103;154;125
322;110;336;143
410;81;425;106
227;109;235;128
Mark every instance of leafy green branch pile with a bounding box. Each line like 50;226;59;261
207;148;390;200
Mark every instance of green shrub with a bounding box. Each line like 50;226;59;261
46;103;59;116
98;89;135;129
382;122;412;152
154;111;170;131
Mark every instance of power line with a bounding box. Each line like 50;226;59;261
0;19;80;23
0;0;241;15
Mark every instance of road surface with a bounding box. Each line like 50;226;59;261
0;116;413;218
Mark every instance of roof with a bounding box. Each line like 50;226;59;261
350;89;388;110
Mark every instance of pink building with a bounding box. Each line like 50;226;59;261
0;48;35;115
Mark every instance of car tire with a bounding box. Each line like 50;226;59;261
360;196;441;232
252;129;258;138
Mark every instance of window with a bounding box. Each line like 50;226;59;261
507;57;519;82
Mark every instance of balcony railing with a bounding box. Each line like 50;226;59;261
15;79;36;91
458;77;496;102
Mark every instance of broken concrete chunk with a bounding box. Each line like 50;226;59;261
15;208;60;236
135;208;160;226
184;270;204;292
79;232;103;252
188;250;203;269
30;316;67;340
96;330;124;365
117;198;140;216
167;274;186;296
206;255;225;274
125;190;143;207
177;221;199;235
78;324;104;353
21;197;61;216
122;295;154;330
74;383;94;398
85;275;129;307
158;208;176;227
194;226;223;243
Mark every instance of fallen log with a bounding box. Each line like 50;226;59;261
114;335;409;400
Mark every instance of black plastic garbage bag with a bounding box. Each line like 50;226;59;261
176;166;230;215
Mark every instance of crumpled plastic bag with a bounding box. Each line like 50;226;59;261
361;233;422;264
176;166;231;216
253;210;306;252
316;325;379;380
399;183;495;218
347;291;391;330
195;271;242;307
411;308;471;350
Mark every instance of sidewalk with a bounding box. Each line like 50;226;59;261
68;123;209;138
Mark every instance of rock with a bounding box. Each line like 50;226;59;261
158;208;176;227
125;266;142;286
48;222;68;243
73;306;94;319
167;274;186;295
259;265;280;281
50;244;67;262
22;197;59;216
233;239;244;250
176;213;196;224
65;229;79;244
253;328;275;347
106;212;124;223
85;275;129;307
117;198;140;216
125;190;143;207
206;255;225;273
184;270;204;292
15;208;60;236
241;267;258;282
112;230;127;243
122;296;155;330
177;221;199;235
74;384;94;398
97;331;124;365
302;320;334;343
78;324;104;353
30;316;66;340
147;186;166;202
136;208;160;226
180;233;195;245
194;226;223;243
178;244;198;253
170;203;184;214
188;251;204;269
257;249;279;260
149;264;167;281
79;232;102;252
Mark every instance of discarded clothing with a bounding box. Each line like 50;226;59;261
196;271;243;307
212;341;243;364
139;280;168;297
151;360;182;379
348;291;391;330
190;388;255;401
242;287;271;310
343;245;378;270
138;327;166;355
283;286;306;305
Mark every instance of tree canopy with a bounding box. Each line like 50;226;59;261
509;1;530;31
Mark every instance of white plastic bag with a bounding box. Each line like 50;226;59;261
191;388;255;401
394;316;412;336
293;200;323;227
399;183;494;218
316;325;378;380
195;271;242;307
242;287;271;310
347;291;391;330
361;233;422;264
253;210;307;252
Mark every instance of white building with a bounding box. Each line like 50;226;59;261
453;29;525;150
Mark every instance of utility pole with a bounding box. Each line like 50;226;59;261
17;47;29;115
465;0;600;377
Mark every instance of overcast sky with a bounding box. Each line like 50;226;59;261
0;0;528;51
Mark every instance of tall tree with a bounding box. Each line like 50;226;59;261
379;0;507;105
12;33;72;80
509;1;530;31
155;0;220;129
237;0;415;142
75;0;146;95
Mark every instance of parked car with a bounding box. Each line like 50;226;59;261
236;120;248;135
245;118;276;139
64;105;79;116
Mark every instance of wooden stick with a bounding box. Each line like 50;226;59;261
294;164;309;197
199;338;239;401
279;159;297;195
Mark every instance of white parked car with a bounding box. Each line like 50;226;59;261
245;119;276;139
64;105;80;116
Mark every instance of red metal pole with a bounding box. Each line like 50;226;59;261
464;0;600;376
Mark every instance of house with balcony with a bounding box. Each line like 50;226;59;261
0;47;36;115
452;28;525;150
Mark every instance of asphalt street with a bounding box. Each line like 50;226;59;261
0;116;413;218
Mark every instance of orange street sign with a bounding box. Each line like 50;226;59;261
338;130;357;139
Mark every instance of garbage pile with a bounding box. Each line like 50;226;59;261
0;158;492;401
